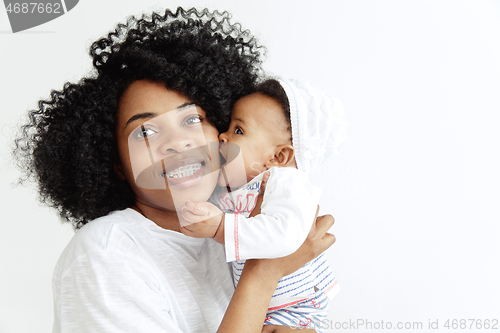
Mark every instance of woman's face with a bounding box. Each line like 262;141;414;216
115;80;221;215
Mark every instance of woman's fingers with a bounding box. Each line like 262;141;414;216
313;205;320;221
307;214;336;257
323;232;336;244
320;233;336;251
249;172;271;217
258;171;271;196
315;214;335;234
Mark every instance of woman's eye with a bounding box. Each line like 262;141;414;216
136;126;157;138
234;127;243;135
185;115;203;125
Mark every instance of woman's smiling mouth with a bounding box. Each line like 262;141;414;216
163;159;207;189
161;162;203;179
133;144;220;190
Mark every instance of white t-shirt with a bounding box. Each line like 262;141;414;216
52;208;234;333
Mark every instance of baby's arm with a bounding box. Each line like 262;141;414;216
181;168;322;262
225;168;322;262
179;172;271;244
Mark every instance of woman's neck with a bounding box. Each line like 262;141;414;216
132;202;182;232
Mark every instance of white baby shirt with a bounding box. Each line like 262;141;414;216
212;167;340;309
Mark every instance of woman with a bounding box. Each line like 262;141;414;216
15;8;335;332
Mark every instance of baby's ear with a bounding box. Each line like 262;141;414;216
269;144;295;168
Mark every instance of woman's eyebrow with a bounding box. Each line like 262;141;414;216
124;103;197;129
124;112;157;129
177;102;196;110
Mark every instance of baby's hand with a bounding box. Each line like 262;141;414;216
181;201;224;243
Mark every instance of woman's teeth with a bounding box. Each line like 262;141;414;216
162;163;202;179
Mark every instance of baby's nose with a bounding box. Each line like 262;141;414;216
219;131;229;142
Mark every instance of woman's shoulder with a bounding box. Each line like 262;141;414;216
71;208;142;248
53;208;223;274
54;209;152;271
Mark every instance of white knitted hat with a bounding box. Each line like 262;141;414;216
278;78;348;174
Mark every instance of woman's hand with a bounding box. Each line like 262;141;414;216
217;208;335;333
249;171;270;217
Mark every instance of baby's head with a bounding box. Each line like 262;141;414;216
219;78;348;186
219;79;296;182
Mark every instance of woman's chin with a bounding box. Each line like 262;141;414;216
170;172;219;207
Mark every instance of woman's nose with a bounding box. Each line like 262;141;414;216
158;130;198;156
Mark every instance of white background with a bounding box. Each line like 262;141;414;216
1;1;499;332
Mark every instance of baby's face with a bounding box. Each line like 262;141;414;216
219;92;290;184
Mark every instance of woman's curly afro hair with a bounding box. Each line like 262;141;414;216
14;7;264;229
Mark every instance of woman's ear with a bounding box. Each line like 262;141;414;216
268;144;295;168
114;163;126;181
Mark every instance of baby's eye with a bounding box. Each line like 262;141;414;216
136;126;157;138
234;127;243;135
185;115;204;125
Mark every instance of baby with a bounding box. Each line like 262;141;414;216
181;78;347;330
